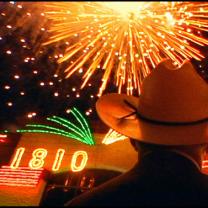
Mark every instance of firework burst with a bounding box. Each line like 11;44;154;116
5;2;208;96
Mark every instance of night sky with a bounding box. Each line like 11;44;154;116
0;2;208;131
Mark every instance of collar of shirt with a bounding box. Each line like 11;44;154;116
168;149;201;171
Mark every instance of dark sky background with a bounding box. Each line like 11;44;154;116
0;2;208;131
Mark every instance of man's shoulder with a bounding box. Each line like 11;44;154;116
65;171;138;206
65;169;208;206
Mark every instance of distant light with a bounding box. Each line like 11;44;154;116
54;74;58;78
6;25;12;29
54;92;59;97
20;91;25;96
0;139;6;143
27;112;36;118
7;102;13;107
6;50;12;55
20;39;26;43
49;82;54;86
27;114;33;118
14;75;20;79
24;57;30;62
4;85;10;90
79;68;83;73
72;88;76;92
33;70;38;74
40;82;45;86
66;109;71;114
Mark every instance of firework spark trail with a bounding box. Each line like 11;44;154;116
8;2;208;96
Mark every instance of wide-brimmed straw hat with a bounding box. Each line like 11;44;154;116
96;59;208;145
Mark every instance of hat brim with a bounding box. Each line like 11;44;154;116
96;93;208;145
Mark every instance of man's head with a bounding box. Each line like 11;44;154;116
130;138;208;168
96;59;208;146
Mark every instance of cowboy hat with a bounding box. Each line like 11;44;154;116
96;59;208;145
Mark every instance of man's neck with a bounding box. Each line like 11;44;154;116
139;149;202;171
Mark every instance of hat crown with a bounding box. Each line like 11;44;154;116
96;59;208;145
139;59;208;122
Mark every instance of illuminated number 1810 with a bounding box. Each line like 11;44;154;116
10;147;88;172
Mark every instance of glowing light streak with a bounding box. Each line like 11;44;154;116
29;148;48;170
17;129;86;143
70;107;94;144
40;2;208;95
15;107;95;145
47;116;87;141
102;129;128;145
71;151;88;172
52;149;65;171
0;166;43;187
10;147;25;169
0;183;37;187
202;160;208;168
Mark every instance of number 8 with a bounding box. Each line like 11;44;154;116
29;148;47;169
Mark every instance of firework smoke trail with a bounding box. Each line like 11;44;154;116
4;2;208;96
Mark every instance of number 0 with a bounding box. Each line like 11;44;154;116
71;151;88;172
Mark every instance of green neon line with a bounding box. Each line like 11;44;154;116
72;107;91;137
47;116;86;139
3;107;95;146
16;129;91;145
73;107;93;141
47;117;90;145
26;124;85;141
72;108;95;144
71;108;93;144
50;115;95;145
50;115;86;136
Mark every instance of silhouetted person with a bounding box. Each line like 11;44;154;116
65;59;208;206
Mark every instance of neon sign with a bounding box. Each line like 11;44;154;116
10;147;25;169
12;107;95;145
52;149;65;171
102;128;128;145
10;147;88;172
71;151;88;172
29;148;48;170
0;166;43;187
